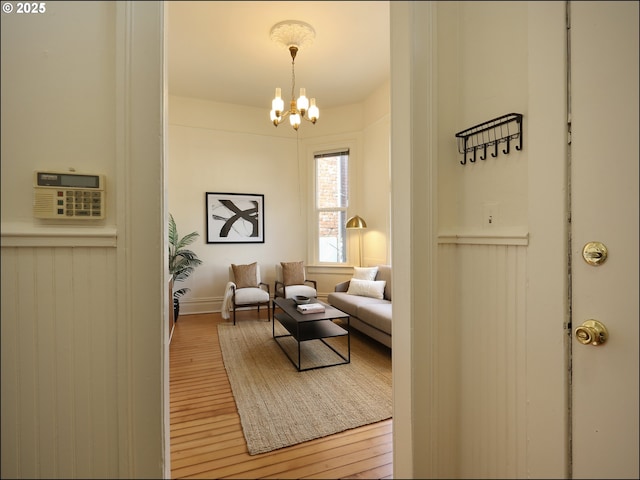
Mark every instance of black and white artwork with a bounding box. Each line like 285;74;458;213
206;192;265;244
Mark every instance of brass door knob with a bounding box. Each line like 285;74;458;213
575;319;608;346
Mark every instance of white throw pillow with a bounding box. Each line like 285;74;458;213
352;266;378;281
347;278;386;299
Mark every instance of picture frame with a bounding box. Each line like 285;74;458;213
205;192;265;244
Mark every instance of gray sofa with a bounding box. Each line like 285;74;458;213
327;265;392;348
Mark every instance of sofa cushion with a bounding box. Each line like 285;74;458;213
358;303;392;335
327;291;389;318
347;278;386;299
375;265;392;301
353;266;379;281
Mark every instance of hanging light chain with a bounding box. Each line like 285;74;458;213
290;55;296;103
289;45;298;104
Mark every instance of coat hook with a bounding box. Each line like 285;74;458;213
515;118;523;150
515;134;522;151
491;142;498;157
470;146;477;163
461;137;469;164
480;144;487;160
503;137;511;155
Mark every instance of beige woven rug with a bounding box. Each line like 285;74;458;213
218;318;392;455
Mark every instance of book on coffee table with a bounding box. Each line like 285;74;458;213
296;303;326;314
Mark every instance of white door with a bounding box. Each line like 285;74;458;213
570;2;639;478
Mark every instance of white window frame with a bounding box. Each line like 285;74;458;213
305;137;360;266
315;149;350;264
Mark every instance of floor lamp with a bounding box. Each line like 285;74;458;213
346;215;367;266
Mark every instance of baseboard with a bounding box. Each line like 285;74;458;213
177;293;330;316
177;296;219;315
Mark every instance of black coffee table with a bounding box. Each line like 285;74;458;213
272;297;350;371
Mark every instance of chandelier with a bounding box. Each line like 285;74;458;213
269;20;319;131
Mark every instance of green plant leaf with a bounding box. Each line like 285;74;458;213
175;231;200;249
173;287;190;299
168;214;203;297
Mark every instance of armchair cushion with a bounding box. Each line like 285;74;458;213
276;284;317;299
234;287;269;305
232;262;259;288
281;261;305;286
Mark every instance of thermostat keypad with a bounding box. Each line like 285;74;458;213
33;171;105;220
60;190;103;217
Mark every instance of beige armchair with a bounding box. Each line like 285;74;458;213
274;261;317;303
229;262;270;325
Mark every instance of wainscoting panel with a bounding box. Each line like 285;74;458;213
438;241;528;478
1;245;118;478
434;244;460;477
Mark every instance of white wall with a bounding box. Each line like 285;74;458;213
437;1;529;235
168;96;301;313
392;1;568;478
361;81;391;266
1;2;167;477
168;82;390;314
1;2;117;226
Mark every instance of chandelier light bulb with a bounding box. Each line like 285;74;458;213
288;99;300;129
272;88;284;115
297;88;309;114
308;98;319;123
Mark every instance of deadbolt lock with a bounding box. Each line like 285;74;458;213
575;319;608;346
582;242;608;266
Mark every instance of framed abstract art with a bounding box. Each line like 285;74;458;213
205;192;265;243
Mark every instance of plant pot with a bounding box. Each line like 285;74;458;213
173;298;180;322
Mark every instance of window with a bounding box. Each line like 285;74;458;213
315;150;349;263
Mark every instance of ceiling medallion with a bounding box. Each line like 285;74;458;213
269;20;316;50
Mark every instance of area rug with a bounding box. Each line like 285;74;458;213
217;318;392;455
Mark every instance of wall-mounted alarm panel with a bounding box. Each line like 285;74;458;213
33;171;106;219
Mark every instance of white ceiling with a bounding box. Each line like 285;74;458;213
167;1;390;110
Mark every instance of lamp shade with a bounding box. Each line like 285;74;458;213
346;215;367;229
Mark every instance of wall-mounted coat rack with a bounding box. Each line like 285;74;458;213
455;113;523;165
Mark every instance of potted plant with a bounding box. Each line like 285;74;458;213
169;213;203;321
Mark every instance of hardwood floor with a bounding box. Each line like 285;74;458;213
169;310;393;479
